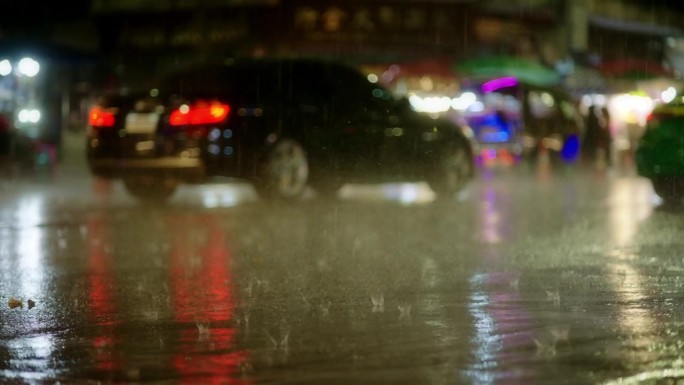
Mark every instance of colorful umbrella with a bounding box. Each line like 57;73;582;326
456;56;560;86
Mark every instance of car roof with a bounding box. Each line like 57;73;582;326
155;56;359;97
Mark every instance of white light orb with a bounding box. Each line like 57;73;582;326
0;60;12;76
18;57;40;77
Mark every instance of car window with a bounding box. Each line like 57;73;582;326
160;64;281;100
331;64;393;102
527;90;556;119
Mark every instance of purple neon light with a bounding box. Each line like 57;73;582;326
481;77;518;93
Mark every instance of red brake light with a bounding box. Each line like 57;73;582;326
89;106;116;127
646;111;674;129
169;102;230;126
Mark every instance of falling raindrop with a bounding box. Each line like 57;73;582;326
533;337;557;359
319;301;331;318
371;293;384;313
549;325;570;343
352;237;362;256
266;326;290;349
546;289;561;307
196;322;211;341
143;310;160;321
241;313;251;332
398;304;412;323
317;257;330;272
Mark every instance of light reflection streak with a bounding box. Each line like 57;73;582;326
199;186;243;208
10;194;54;375
339;183;436;204
5;335;57;381
17;195;46;299
479;186;508;245
607;178;652;248
87;217;121;372
469;289;501;374
173;183;256;207
602;369;684;385
169;215;248;384
608;263;653;337
466;273;535;385
606;178;657;360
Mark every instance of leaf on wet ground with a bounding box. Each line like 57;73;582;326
8;298;22;309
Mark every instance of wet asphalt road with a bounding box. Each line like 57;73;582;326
1;160;684;385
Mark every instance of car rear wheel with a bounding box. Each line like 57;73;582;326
309;163;344;199
427;141;473;199
123;176;178;202
652;177;684;205
254;139;309;201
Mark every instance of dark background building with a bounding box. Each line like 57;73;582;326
1;0;684;155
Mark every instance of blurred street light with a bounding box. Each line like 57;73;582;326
0;60;12;76
18;57;39;77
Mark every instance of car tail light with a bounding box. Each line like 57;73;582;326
89;106;116;127
169;101;230;126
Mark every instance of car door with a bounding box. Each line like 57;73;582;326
323;63;413;179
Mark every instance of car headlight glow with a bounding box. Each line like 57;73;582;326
18;109;41;123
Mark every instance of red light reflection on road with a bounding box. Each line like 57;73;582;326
169;215;249;384
87;217;121;372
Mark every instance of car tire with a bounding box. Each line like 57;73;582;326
309;162;344;199
427;140;473;199
652;177;683;205
123;176;178;202
254;138;310;201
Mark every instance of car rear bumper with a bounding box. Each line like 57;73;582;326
636;134;684;179
88;157;206;181
636;149;684;178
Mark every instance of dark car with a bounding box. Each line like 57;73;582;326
636;92;684;204
86;57;474;201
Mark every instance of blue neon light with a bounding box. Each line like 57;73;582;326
561;134;580;163
481;131;510;143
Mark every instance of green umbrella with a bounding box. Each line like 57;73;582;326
456;56;560;87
